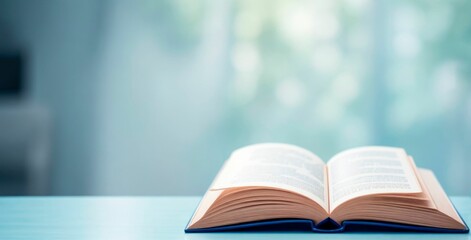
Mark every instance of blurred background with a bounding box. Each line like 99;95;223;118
0;0;470;196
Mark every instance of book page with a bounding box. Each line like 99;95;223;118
211;143;328;209
327;146;421;210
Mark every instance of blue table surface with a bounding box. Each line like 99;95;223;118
0;196;469;239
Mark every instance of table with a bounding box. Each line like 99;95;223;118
0;196;469;239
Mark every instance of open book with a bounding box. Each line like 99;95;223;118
185;143;468;233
